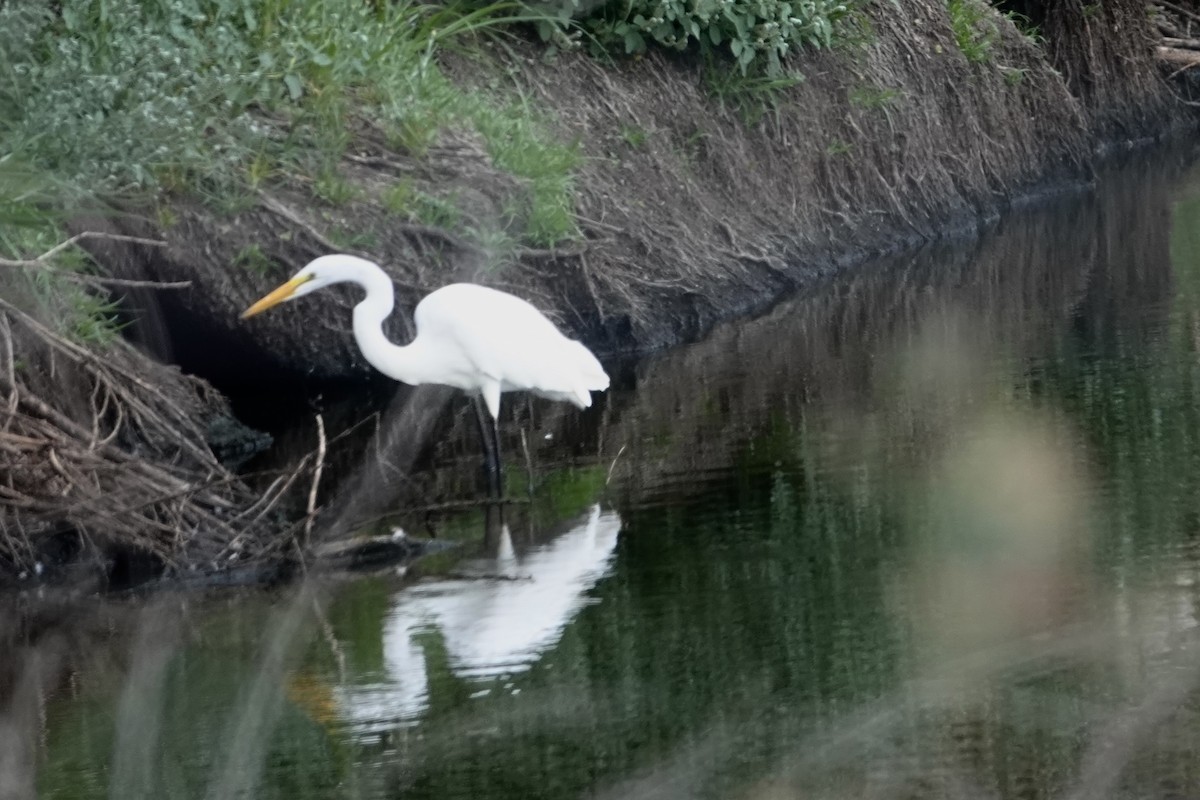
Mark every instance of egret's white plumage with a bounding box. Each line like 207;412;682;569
335;505;621;731
241;254;609;492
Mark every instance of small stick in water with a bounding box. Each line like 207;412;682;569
304;414;327;547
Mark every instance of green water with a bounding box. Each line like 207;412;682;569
21;146;1200;799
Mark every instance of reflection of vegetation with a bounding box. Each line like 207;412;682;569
528;465;608;527
38;600;348;800
28;153;1200;800
377;427;905;799
1017;166;1200;574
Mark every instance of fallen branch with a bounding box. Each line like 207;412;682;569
304;413;327;546
1158;46;1200;72
1156;1;1200;29
1161;36;1200;51
0;232;188;290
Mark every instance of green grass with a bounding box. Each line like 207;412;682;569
470;103;580;245
1002;10;1043;46
233;244;275;276
0;207;125;345
0;0;581;247
620;125;649;148
413;192;464;229
311;167;358;206
849;85;902;110
703;61;805;126
1000;65;1029;86
826;140;853;156
946;0;998;64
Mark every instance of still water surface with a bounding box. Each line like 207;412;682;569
26;145;1200;798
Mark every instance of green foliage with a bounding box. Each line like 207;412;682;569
234;244;275;275
946;0;998;64
382;180;418;216
703;63;803;125
849;84;901;109
4;220;125;345
311;167;357;206
1000;64;1029;85
66;292;124;344
1002;10;1042;46
620;125;649;148
0;163;118;343
826;139;853;156
524;177;577;245
537;0;854;76
326;228;379;251
413;192;463;229
2;0;447;189
1;0;583;245
471;105;580;244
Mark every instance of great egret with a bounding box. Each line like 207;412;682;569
241;254;609;495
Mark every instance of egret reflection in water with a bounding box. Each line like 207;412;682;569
337;505;621;733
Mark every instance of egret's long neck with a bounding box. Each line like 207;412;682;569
348;263;431;385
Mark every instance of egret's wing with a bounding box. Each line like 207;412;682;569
415;285;607;407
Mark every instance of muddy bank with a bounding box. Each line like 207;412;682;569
6;0;1197;586
0;279;286;585
243;147;1189;568
79;0;1193;385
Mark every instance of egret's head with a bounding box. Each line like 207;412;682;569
240;254;366;319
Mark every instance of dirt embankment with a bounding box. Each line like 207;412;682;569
6;0;1193;584
81;0;1193;384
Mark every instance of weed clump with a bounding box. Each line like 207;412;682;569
0;0;579;244
536;0;854;75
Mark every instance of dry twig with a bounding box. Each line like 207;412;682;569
0;232;189;290
0;290;302;577
304;413;327;547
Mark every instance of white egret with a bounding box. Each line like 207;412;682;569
241;254;609;495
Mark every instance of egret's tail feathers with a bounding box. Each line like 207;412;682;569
538;340;608;409
569;340;609;390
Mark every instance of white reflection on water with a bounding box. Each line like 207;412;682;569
337;505;621;733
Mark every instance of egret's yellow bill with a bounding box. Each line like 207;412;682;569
241;274;312;319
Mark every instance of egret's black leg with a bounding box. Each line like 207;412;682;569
473;396;503;499
483;501;505;551
489;415;505;499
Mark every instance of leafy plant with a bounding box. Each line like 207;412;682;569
1;0;584;245
413;192;463;229
382;180;418;215
620;125;649;148
536;0;854;75
826;139;853;156
470;101;580;244
999;65;1028;85
849;84;901;109
312;167;357;206
524;176;578;245
946;0;998;64
1002;10;1042;46
703;62;803;125
234;244;275;275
